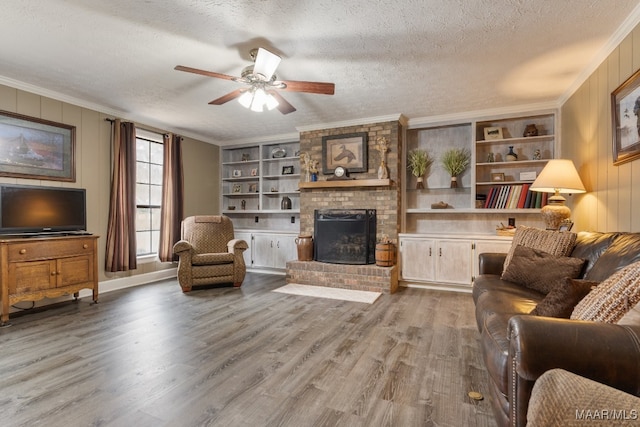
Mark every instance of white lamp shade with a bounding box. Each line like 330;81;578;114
530;159;586;194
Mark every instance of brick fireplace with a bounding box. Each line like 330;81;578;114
285;117;405;294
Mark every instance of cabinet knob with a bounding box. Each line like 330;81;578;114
83;244;88;249
19;249;26;254
51;271;56;276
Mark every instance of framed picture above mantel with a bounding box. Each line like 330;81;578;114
0;110;76;181
321;132;368;174
612;68;640;166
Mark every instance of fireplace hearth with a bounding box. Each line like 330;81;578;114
314;209;376;264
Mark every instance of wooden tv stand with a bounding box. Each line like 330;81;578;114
0;234;99;325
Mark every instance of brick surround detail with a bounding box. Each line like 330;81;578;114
286;261;398;294
289;119;404;294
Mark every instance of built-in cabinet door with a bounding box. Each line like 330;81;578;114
234;232;253;268
273;234;297;268
435;240;472;284
251;233;297;269
251;234;275;268
400;238;436;282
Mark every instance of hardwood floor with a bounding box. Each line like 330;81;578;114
0;273;496;427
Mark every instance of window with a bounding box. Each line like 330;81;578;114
135;130;163;256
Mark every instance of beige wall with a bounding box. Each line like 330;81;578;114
562;23;640;233
0;84;220;283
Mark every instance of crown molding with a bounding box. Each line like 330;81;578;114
406;102;559;128
219;132;300;147
296;113;406;134
558;3;640;106
0;75;223;146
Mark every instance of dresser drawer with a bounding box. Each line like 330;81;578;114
6;238;94;262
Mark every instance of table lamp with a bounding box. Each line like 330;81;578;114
529;159;586;230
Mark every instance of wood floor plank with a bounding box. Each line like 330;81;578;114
0;273;496;427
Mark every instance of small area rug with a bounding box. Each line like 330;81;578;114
273;283;381;304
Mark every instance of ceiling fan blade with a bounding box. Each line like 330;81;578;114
209;89;246;105
253;48;281;80
267;91;297;114
279;80;335;95
175;65;237;81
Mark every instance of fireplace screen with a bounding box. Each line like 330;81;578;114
314;209;376;264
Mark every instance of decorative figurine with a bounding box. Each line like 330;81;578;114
487;152;494;163
533;149;541;160
523;124;538;137
376;136;390;179
506;146;518;162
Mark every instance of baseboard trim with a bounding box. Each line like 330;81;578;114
78;268;177;298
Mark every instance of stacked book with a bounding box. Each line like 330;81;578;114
481;183;548;209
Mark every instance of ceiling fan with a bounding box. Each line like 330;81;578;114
175;47;335;114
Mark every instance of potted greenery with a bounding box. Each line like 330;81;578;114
407;149;434;189
441;148;471;188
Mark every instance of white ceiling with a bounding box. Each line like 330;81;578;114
2;0;640;145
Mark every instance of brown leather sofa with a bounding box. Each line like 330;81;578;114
473;231;640;427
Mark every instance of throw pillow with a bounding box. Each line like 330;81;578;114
571;260;640;323
501;245;586;294
530;278;599;318
617;300;640;325
503;226;577;273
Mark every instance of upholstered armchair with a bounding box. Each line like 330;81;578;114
173;215;248;292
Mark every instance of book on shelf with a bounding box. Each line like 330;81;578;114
517;183;530;208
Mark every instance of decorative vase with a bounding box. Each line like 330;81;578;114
305;170;311;182
311;172;318;182
281;196;291;210
506;146;518;162
416;177;424;189
450;176;458;188
377;160;388;179
295;234;314;261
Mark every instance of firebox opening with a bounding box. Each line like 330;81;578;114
314;209;376;264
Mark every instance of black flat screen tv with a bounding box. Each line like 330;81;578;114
0;184;87;235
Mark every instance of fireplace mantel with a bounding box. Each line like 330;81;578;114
299;178;392;189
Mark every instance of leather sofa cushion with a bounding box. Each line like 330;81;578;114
501;245;585;294
570;231;618;277
530;278;599;318
572;260;640;323
473;276;542;330
586;233;640;282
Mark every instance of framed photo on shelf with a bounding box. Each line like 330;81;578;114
232;184;242;193
483;127;503;140
321;132;368;174
248;183;257;193
282;165;294;175
559;220;574;231
0;110;76;181
232;169;242;177
612;68;640;165
491;172;505;182
250;168;258;176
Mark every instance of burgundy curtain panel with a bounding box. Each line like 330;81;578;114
158;133;184;262
105;120;138;272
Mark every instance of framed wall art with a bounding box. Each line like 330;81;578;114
321;132;368;174
483;127;503;141
612;68;640;165
282;165;294;175
0;110;75;181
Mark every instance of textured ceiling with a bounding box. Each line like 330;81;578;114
1;0;640;145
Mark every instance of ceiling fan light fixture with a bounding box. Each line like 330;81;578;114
265;93;279;110
250;88;267;112
253;48;281;81
238;90;253;108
